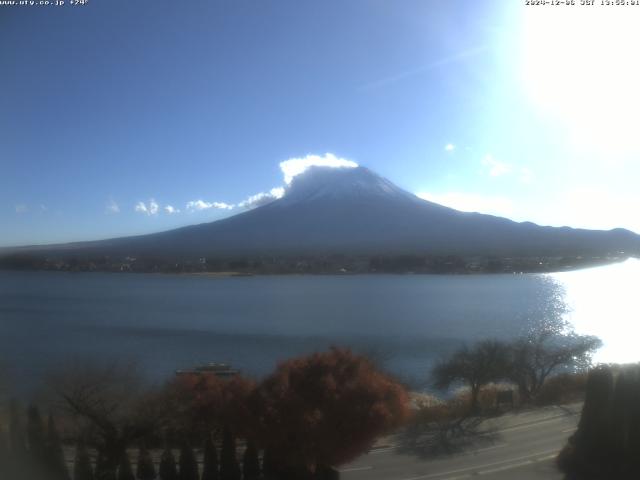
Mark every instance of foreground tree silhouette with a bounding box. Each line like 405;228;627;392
54;362;164;480
253;347;410;476
0;424;10;480
95;450;115;480
135;446;156;480
178;443;198;480
558;364;640;479
159;448;178;480
201;434;219;480
47;414;70;480
507;319;601;402
27;405;47;467
242;440;260;480
117;452;135;480
10;400;26;456
261;448;279;480
220;426;241;480
432;340;509;413
73;443;94;480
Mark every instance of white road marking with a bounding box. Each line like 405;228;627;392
494;414;571;433
338;465;373;473
476;454;556;475
465;443;508;455
370;446;397;454
368;442;507;459
430;475;471;480
398;448;559;480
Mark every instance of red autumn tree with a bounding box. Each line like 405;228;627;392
217;375;257;438
166;373;257;440
165;373;224;437
253;347;411;473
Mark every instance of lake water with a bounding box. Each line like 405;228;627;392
1;259;638;393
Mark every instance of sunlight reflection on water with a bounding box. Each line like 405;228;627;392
550;258;640;364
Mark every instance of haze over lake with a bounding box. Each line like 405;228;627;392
1;259;638;392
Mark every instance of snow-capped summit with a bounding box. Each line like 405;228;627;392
280;166;422;206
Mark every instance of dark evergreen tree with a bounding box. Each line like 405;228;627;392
135;447;156;480
73;443;94;480
95;450;117;480
626;366;640;474
9;400;26;456
27;405;47;465
241;441;260;480
178;443;198;480
47;414;70;480
261;448;278;480
557;365;616;478
158;448;178;480
0;425;9;480
219;427;240;480
609;367;634;474
576;365;615;460
95;451;107;480
316;465;340;480
201;434;219;480
117;452;135;480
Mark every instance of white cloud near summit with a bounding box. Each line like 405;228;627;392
480;154;534;184
238;187;285;209
134;199;182;215
481;154;511;177
279;153;358;185
238;154;355;209
186;200;234;212
135;199;159;216
105;198;120;214
156;153;358;215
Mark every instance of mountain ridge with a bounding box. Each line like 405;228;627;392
3;166;639;261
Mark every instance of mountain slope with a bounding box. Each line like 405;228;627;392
7;166;640;259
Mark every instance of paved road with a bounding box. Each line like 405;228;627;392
340;404;581;480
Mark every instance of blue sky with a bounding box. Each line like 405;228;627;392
2;0;640;247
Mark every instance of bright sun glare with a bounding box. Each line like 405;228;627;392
522;6;640;155
552;258;640;365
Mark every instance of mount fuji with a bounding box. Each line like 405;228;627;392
5;166;640;260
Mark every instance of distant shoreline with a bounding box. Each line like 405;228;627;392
0;255;633;276
181;271;255;277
